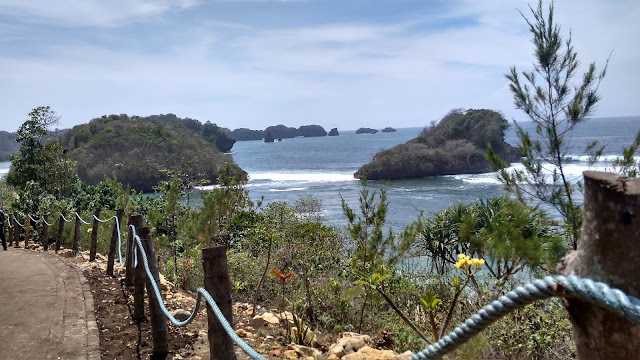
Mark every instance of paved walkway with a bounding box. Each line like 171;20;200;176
0;248;100;359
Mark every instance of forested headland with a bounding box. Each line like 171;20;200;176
59;113;242;192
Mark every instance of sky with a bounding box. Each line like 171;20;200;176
0;0;638;133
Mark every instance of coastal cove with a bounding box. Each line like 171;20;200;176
1;116;638;230
220;116;640;229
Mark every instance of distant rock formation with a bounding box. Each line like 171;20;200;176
229;128;264;141
297;125;327;137
227;124;330;141
328;128;339;136
265;125;298;139
355;109;522;180
381;127;397;133
264;130;275;143
356;128;378;134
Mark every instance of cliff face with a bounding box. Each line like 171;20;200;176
355;109;521;180
264;130;275;143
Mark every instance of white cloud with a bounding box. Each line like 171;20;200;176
0;0;198;27
0;0;637;132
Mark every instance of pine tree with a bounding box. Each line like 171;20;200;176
488;0;609;250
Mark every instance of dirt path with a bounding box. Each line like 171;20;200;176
0;248;100;359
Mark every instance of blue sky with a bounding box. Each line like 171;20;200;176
0;0;638;132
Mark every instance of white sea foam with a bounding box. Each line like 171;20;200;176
269;187;306;192
565;155;623;162
249;172;356;183
454;160;615;186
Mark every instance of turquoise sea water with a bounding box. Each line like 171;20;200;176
1;116;638;230
225;116;640;230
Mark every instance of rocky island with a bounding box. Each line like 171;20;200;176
356;128;378;134
60;114;244;192
381;127;397;133
355;109;521;180
328;128;339;136
225;124;329;141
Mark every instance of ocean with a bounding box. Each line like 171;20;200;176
1;116;638;230
226;116;639;230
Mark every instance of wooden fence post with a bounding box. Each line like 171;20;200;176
126;214;143;290
558;171;640;359
72;209;81;252
24;215;30;249
55;211;65;253
133;235;146;321
89;208;101;261
140;227;169;358
202;246;237;360
42;214;49;251
12;213;19;247
107;208;124;276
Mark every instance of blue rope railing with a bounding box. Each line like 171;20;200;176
10;212;640;360
410;275;640;359
131;226;265;359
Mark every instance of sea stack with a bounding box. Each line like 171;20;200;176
328;128;339;136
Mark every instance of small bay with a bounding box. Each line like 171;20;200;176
229;116;640;230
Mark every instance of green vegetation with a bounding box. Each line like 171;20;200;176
60;114;244;192
613;131;640;177
6;106;75;196
487;0;609;250
356;109;521;180
3;3;606;356
4;120;575;358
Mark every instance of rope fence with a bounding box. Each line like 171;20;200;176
6;205;640;360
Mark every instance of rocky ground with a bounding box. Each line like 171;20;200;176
37;246;413;359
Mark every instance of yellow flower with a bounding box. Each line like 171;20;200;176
458;253;466;260
87;228;92;233
454;261;462;268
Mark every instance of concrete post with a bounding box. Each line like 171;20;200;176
558;171;640;359
202;246;237;360
89;208;100;261
107;209;124;276
140;227;169;358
